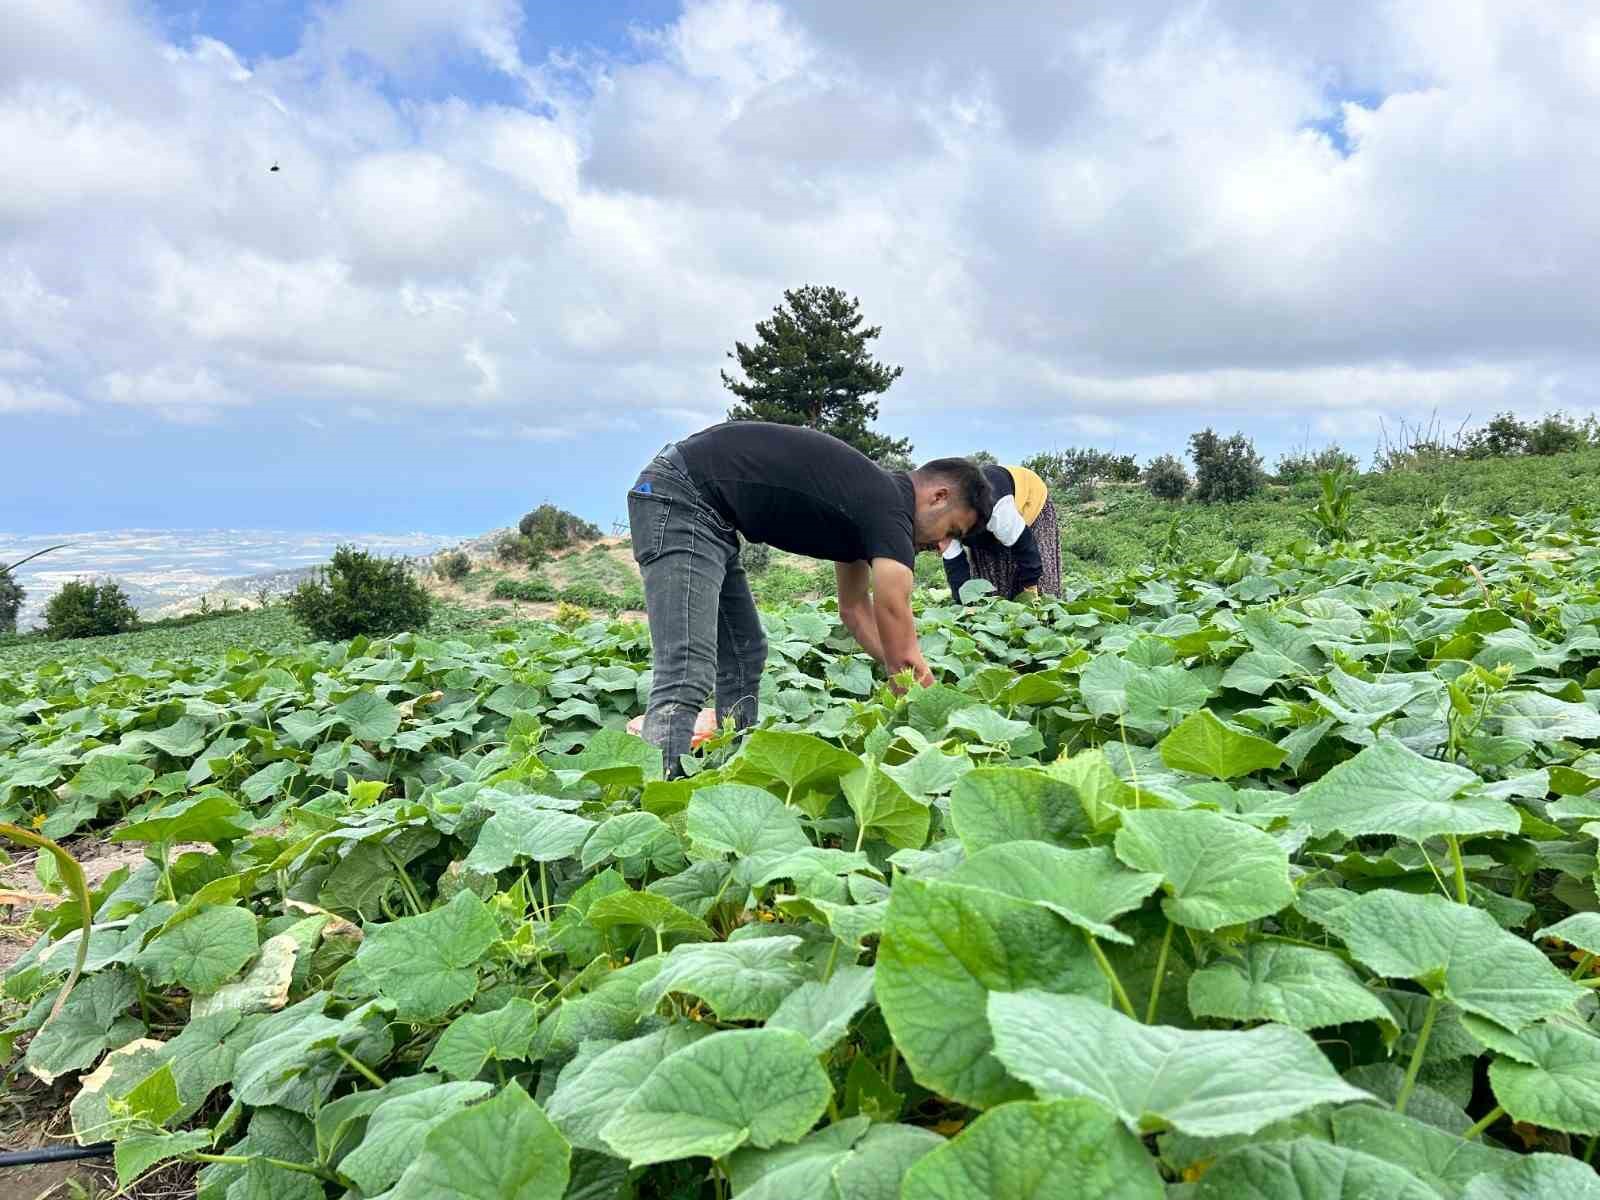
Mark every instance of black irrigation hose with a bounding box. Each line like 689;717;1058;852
0;1142;114;1168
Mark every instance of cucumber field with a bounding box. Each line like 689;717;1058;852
5;507;1600;1198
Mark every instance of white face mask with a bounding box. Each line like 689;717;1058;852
942;539;965;560
988;495;1026;546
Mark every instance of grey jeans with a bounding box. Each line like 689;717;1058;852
628;446;767;778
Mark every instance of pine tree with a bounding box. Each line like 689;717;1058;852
721;285;912;462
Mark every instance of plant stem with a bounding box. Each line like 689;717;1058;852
655;925;664;958
1462;1104;1505;1141
885;1044;899;1091
539;861;551;922
822;938;841;984
1573;952;1595;981
1395;995;1440;1115
334;1047;386;1089
1145;920;1173;1024
1586;1132;1599;1164
1447;835;1469;904
192;1152;331;1180
1086;936;1137;1019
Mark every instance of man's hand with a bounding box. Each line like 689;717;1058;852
869;559;933;685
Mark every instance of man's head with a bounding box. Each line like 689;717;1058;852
909;458;994;552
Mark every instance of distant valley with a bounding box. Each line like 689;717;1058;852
3;529;475;630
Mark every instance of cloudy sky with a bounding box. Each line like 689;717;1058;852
5;1;1599;533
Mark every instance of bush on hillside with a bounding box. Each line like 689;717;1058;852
1527;412;1590;456
1276;444;1360;482
738;536;772;574
434;550;471;582
288;545;432;641
1189;428;1265;503
44;580;139;641
1143;454;1190;500
0;570;22;634
1022;447;1140;492
518;505;601;555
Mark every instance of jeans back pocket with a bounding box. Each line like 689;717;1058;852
627;485;673;564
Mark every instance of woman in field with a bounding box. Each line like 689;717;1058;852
940;463;1062;600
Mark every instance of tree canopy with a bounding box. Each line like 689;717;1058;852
722;285;912;462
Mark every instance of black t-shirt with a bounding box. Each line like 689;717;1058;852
675;422;916;566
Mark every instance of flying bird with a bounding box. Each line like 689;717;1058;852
269;161;280;172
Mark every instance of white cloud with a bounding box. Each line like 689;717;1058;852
0;377;77;414
3;0;1600;463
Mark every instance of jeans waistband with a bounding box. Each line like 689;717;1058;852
659;442;692;478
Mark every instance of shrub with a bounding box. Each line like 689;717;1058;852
288;545;433;641
517;505;601;555
1143;454;1190;501
553;602;590;628
1462;412;1529;459
44;580;139;640
1527;412;1587;457
434;551;471;582
1189;428;1265;504
1276;444;1360;482
0;569;22;634
1022;447;1140;493
739;537;772;574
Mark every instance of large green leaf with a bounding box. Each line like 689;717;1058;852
1471;1018;1600;1134
1187;944;1396;1035
463;799;593;873
336;690;403;741
546;1024;712;1152
1113;808;1293;930
987;990;1370;1137
900;1098;1163;1200
111;794;249;845
949;768;1092;853
1461;1155;1600;1199
339;1078;497;1194
635;937;807;1020
599;1028;832;1165
1157;709;1286;780
563;728;662;788
422;997;541;1081
133;904;259;994
1312;890;1585;1030
387;1082;570;1200
725;1114;943;1200
24;970;142;1084
875;875;1107;1110
587;889;715;945
737;730;862;804
1193;1139;1439;1199
1290;737;1518;841
1328;1105;1516;1195
685;783;810;862
68;754;155;802
354;890;500;1020
766;964;875;1052
883;745;974;802
947;842;1160;944
842;763;930;850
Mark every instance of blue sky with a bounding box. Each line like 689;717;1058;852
5;1;1598;535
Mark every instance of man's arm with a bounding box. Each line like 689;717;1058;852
1009;524;1043;595
943;544;972;601
869;558;933;687
835;561;888;664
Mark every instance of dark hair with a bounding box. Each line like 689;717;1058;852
915;457;995;525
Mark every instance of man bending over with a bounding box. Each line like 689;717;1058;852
627;421;992;776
